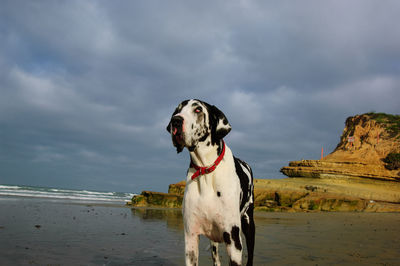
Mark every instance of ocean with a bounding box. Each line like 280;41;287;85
0;184;135;204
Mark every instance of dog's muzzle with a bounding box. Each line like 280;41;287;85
170;116;185;147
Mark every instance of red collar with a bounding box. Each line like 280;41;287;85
190;140;226;180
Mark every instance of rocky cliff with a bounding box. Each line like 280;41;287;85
129;113;400;212
128;177;400;212
281;113;400;181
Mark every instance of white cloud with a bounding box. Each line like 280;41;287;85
109;122;146;135
9;67;76;112
227;90;263;126
314;75;400;114
32;145;66;163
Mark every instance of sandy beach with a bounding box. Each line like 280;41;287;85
1;196;399;265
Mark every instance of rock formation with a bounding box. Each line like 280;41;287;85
129;176;400;212
129;113;400;212
281;113;400;181
128;190;183;208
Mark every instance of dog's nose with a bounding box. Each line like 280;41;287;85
171;116;184;129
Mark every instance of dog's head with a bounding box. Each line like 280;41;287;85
166;99;231;153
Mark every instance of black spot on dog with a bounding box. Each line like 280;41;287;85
234;157;253;212
188;146;196;152
231;226;242;251
187;251;197;266
212;245;217;254
217;141;223;155
172;100;189;116
217;191;221;197
230;260;240;266
223;232;231;245
199;132;209;142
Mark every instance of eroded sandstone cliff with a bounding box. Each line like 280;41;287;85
281;113;400;181
128;113;400;212
128;177;400;212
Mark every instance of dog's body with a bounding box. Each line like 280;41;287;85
167;99;255;266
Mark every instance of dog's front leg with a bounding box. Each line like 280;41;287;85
224;225;243;266
185;232;199;266
210;241;221;266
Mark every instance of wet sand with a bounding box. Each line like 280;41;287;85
1;196;399;265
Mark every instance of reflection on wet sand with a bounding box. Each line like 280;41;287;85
130;207;184;231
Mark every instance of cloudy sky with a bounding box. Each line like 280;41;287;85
1;1;399;193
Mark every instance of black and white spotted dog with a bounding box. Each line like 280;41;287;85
167;99;255;266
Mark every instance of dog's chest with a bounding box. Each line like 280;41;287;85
183;165;241;241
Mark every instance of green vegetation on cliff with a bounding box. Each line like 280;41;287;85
367;112;400;137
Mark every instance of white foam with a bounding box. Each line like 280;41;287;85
0;184;136;203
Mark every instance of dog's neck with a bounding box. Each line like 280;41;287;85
189;138;222;167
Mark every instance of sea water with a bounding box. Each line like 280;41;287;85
0;184;135;204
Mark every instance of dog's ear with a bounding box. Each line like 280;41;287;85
207;104;231;144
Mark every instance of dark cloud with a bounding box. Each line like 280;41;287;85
0;0;399;192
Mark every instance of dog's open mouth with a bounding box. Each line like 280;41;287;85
172;127;184;145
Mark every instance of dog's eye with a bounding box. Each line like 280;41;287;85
194;107;202;113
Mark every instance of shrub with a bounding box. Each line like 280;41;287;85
383;153;400;170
